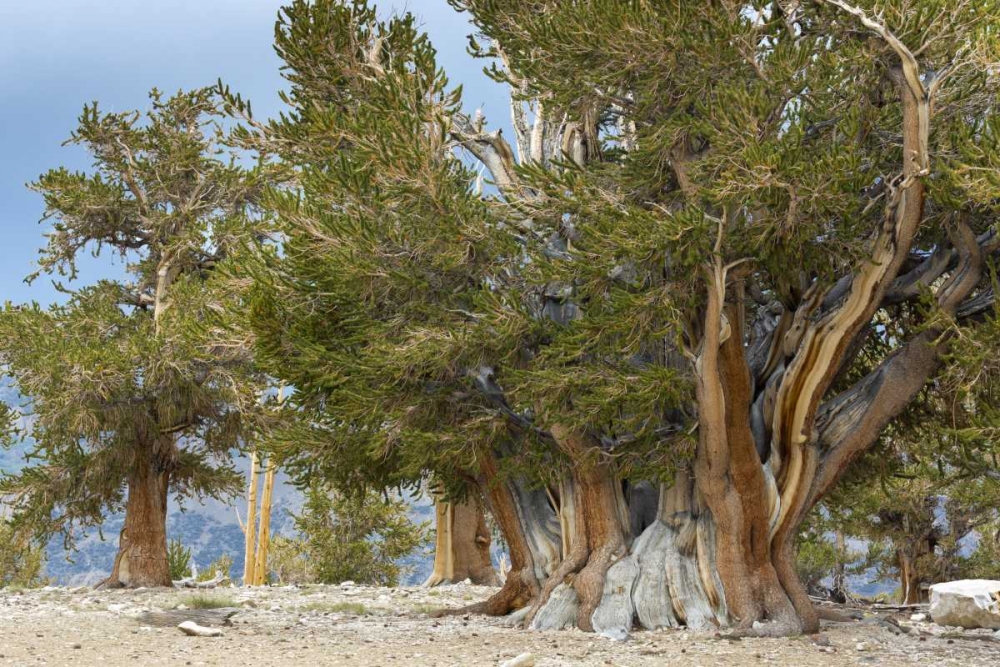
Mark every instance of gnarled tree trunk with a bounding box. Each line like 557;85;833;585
425;496;499;587
101;444;174;588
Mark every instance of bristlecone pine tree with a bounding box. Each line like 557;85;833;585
234;0;1000;636
0;89;274;588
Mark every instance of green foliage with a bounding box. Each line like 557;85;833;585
293;484;430;586
167;539;192;581
3;0;999;605
267;535;313;585
0;522;48;589
957;524;1000;580
198;553;234;582
795;537;840;594
813;384;1000;595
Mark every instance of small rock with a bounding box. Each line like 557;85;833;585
178;621;223;638
855;642;867;651
910;613;927;622
340;581;356;588
71;643;82;650
499;653;535;667
809;634;831;646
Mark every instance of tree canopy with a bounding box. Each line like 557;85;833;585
0;88;276;586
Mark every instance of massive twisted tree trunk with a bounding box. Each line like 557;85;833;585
425;496;499;587
101;437;176;588
444;5;992;636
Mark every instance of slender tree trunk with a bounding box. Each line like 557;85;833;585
425;496;498;587
252;460;276;585
243;451;259;586
898;550;923;605
102;449;173;588
533;428;632;632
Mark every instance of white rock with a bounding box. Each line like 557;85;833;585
929;580;1000;629
910;613;927;622
855;642;867;651
340;581;356;588
177;621;223;637
499;653;535;667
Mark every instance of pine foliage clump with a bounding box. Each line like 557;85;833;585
293;485;429;587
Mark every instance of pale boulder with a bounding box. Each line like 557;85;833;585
928;580;1000;629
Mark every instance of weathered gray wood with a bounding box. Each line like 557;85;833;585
632;521;679;630
173;573;226;589
590;554;639;636
137;607;239;627
530;583;579;631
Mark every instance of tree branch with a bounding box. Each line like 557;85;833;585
449;112;521;194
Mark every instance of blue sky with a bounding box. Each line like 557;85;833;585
0;0;509;305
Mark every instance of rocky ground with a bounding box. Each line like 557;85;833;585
1;583;998;666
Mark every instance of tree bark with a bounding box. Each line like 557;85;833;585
523;427;632;632
101;446;173;588
436;450;560;618
898;550;924;605
424;496;499;587
252;459;276;585
242;451;259;586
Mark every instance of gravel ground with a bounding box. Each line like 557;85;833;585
1;583;998;666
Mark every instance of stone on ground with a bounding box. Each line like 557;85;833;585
177;621;223;637
928;580;1000;629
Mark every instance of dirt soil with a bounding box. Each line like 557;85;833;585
1;582;998;666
